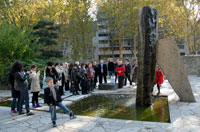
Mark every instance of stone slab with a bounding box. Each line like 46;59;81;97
98;83;118;90
157;38;195;102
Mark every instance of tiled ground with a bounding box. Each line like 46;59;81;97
0;75;200;132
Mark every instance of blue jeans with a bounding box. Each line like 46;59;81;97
49;102;71;122
109;71;114;78
18;86;30;113
11;97;20;111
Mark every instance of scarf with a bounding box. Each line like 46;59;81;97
50;87;57;101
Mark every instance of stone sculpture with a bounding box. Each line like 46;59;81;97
157;39;195;102
136;6;158;107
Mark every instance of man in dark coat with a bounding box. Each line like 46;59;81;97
124;59;132;86
98;60;107;84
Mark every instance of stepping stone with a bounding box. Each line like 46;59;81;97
98;83;118;90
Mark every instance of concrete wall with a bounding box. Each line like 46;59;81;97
182;55;200;75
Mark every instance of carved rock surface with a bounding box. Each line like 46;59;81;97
136;6;158;106
157;38;195;102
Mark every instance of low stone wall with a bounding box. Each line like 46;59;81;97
182;55;200;75
0;84;10;90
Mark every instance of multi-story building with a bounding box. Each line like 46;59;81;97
93;20;134;61
176;39;189;56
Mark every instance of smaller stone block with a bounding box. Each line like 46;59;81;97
98;83;118;90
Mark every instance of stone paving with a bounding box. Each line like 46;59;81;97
0;75;200;132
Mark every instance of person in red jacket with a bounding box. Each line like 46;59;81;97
154;65;164;95
115;59;126;88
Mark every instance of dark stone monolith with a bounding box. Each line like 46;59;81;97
136;7;158;107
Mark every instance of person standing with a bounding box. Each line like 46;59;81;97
46;62;59;85
114;59;119;83
63;62;70;91
9;62;21;114
87;63;95;92
55;63;64;96
71;65;80;95
115;59;126;88
124;59;132;86
85;60;89;69
132;60;138;84
92;61;98;88
154;65;164;95
30;65;41;108
98;60;107;84
14;62;34;116
110;73;115;84
68;63;74;93
79;63;88;94
108;58;115;78
44;77;75;127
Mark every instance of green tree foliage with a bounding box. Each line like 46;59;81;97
61;0;96;60
0;21;37;84
32;20;62;59
97;0;200;55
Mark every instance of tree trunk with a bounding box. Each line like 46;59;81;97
118;32;123;58
134;33;137;58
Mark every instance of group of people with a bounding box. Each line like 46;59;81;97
41;58;139;96
9;61;76;127
8;58;163;127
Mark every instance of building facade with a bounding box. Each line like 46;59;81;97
93;20;134;61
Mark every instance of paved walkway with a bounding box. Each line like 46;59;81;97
0;76;200;132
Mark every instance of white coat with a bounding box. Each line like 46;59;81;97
30;71;41;92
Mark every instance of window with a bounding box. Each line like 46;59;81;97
98;25;106;30
178;45;184;49
123;47;130;50
180;52;185;56
99;33;109;37
123;54;132;57
99;40;108;44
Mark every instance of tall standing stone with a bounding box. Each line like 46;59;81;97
136;7;158;107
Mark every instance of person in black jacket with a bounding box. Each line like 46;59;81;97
45;62;59;84
9;62;21;114
124;59;132;86
92;61;98;88
79;63;88;94
108;58;115;78
98;60;107;84
71;65;80;95
68;63;74;93
14;62;34;116
44;77;75;127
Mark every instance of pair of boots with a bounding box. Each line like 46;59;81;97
32;103;41;108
